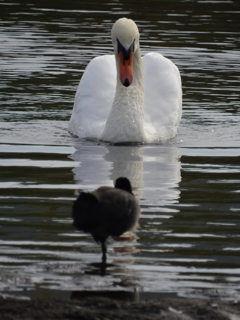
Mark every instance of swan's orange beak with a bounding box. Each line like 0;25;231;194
119;51;134;87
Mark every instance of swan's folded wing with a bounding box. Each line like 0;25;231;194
68;55;116;139
143;52;182;142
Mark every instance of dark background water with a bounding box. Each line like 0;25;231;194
0;0;240;301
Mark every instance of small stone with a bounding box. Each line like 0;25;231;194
169;306;183;314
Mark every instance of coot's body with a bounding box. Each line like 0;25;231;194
72;177;140;263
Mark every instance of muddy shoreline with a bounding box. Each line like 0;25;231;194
1;295;239;320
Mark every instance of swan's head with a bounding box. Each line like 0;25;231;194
111;18;140;87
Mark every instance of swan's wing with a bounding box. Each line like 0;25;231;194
68;55;116;139
143;52;182;142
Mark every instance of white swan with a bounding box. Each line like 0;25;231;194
68;18;182;143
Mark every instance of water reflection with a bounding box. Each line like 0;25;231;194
70;144;181;206
69;143;181;268
71;290;139;302
71;145;144;199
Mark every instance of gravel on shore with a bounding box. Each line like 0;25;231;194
0;295;240;320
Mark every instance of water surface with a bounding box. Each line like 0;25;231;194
1;0;240;301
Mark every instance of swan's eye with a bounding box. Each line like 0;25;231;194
117;38;123;54
129;39;135;53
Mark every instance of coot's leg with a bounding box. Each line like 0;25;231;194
101;240;107;264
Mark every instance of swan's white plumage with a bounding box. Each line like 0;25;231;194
68;18;182;143
69;55;116;140
143;52;182;141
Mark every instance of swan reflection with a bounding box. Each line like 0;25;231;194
70;144;180;263
70;143;181;206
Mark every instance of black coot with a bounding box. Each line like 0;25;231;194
72;177;140;263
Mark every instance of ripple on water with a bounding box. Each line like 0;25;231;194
1;0;240;300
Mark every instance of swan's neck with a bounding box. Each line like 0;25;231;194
102;49;145;143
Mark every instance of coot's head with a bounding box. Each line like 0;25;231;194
115;177;132;194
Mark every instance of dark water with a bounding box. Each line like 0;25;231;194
1;0;240;301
